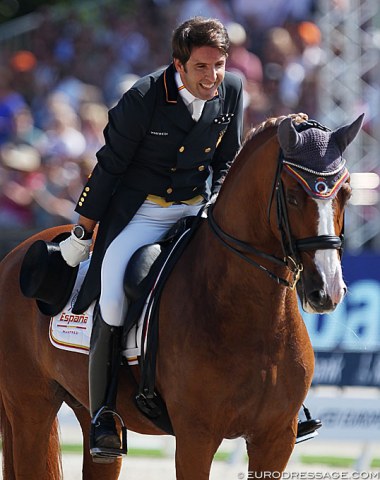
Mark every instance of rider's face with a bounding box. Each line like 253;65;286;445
174;46;226;101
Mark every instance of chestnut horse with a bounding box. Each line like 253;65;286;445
0;113;363;479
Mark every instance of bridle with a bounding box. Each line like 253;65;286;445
207;121;345;290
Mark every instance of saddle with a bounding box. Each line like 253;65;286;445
121;212;204;434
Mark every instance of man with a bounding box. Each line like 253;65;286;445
59;16;244;458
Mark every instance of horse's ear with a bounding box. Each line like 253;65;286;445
332;113;365;153
277;117;301;154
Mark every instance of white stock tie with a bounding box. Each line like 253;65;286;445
191;98;204;121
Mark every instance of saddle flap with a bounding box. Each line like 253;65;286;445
123;215;199;303
123;244;162;302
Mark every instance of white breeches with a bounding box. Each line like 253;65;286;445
99;200;203;326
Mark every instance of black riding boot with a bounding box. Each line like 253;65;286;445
89;306;125;459
296;405;322;443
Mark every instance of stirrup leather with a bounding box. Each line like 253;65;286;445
90;407;128;461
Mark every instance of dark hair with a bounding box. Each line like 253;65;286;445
172;17;230;65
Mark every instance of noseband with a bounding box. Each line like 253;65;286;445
207;121;345;289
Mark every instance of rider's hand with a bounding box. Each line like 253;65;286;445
59;233;92;267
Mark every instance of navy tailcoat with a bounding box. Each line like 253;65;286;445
73;63;244;313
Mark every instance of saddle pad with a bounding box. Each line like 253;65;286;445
50;225;192;362
49;259;95;354
49;257;145;365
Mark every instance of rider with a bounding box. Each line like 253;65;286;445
59;16;245;457
58;16;321;458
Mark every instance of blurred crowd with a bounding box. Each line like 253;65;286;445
0;0;321;232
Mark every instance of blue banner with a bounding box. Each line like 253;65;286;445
301;253;380;386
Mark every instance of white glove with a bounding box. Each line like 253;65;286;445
59;233;92;267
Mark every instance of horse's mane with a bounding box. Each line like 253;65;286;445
220;113;309;191
244;112;309;144
223;113;309;193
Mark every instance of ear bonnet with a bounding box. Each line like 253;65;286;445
277;114;364;198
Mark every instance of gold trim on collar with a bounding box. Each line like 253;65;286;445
164;69;177;104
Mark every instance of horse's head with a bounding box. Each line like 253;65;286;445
276;114;364;313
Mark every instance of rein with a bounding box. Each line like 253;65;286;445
207;204;302;289
207;121;345;290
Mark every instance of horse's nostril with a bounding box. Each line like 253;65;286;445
343;287;348;297
309;289;327;306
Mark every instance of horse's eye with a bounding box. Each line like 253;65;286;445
287;193;298;206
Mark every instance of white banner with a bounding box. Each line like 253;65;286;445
305;392;380;441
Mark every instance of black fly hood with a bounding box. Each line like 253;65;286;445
278;114;364;199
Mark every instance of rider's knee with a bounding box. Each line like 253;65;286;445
99;298;128;327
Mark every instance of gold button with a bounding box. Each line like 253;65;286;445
170;167;177;172
85;187;90;192
204;147;211;153
179;146;185;153
83;192;87;197
166;187;173;194
198;165;205;171
80;197;85;202
78;201;83;206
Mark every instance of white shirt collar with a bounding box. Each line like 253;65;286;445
175;71;205;107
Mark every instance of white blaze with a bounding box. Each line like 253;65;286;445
314;199;346;306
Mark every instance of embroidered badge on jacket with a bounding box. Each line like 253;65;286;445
214;113;234;125
150;131;169;136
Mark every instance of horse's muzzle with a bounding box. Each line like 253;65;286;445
297;275;346;314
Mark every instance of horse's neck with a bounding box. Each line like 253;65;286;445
214;134;282;255
198;132;301;332
194;220;298;329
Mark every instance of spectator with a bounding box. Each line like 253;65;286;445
0;67;27;145
0;143;43;228
78;102;108;169
42;94;86;161
11;106;48;154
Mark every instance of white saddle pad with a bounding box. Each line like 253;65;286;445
49;259;143;365
49;231;187;364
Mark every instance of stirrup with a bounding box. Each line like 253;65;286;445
295;405;322;444
90;407;128;463
295;430;319;444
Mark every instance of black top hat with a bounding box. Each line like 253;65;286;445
19;232;79;317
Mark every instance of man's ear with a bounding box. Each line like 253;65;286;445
173;58;184;73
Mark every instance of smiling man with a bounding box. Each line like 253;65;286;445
58;16;244;459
